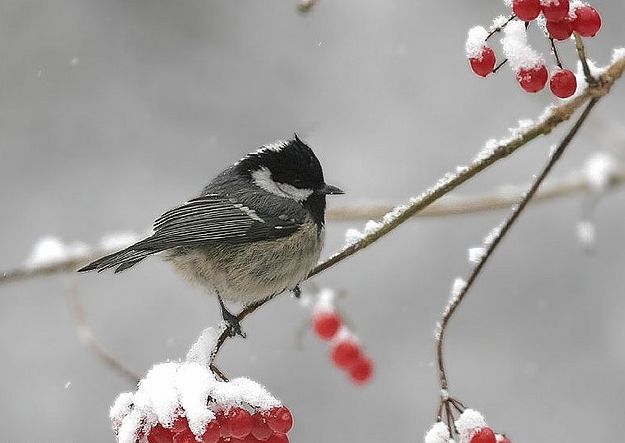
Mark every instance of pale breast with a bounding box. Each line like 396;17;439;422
165;220;324;305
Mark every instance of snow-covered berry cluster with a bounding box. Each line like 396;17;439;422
425;409;511;443
110;328;294;443
309;289;374;385
466;0;603;98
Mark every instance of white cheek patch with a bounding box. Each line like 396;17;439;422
251;167;314;202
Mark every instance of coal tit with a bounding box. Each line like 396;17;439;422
79;135;343;336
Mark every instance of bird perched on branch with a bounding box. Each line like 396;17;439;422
79;136;343;337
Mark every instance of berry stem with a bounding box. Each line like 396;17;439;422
434;98;599;405
486;14;516;41
492;58;509;74
573;32;597;85
549;37;563;69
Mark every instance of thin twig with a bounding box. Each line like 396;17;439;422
493;58;509;73
550;37;563;69
65;280;140;384
574;33;597;85
435;98;599;394
486;15;516;41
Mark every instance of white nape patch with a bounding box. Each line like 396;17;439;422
236;140;289;165
251;167;313;202
232;202;265;223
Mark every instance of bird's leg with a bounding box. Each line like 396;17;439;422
292;284;302;299
217;294;245;338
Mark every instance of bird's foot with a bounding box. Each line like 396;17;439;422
221;308;246;338
292;285;302;299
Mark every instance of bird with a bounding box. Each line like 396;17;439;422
78;135;343;336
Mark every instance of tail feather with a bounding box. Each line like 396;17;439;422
78;247;154;273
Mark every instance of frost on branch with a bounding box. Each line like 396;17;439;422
26;236;89;268
424;421;452;443
583;152;617;193
110;327;293;443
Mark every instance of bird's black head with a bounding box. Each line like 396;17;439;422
236;135;343;204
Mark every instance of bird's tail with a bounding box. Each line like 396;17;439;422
78;244;155;273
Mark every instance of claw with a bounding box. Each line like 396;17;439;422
218;295;246;338
292;285;302;299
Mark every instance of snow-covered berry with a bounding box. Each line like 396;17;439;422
349;356;374;385
264;406;294;434
513;0;542;21
550;68;577;98
572;5;602;37
541;0;570;22
313;312;341;340
201;420;221;443
251;413;273;441
147;424;174;443
470;47;497;77
227;407;254;439
516;65;549;92
331;340;361;369
470;427;497;443
546;18;573;40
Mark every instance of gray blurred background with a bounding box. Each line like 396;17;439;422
1;1;625;442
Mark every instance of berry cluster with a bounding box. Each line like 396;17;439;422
310;289;374;385
146;405;293;443
425;409;511;443
466;0;603;98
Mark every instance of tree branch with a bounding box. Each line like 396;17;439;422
435;98;599;396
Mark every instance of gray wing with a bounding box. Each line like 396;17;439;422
142;194;302;249
79;194;303;273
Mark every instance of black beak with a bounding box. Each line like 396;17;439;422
318;183;344;195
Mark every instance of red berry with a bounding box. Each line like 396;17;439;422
349;356;374;385
172;417;190;434
470;427;497;443
264;407;293;434
513;0;542;21
541;0;570;22
201;420;221;443
173;428;196;443
469;47;496;77
251;413;273;441
148;424;174;443
550;68;577;98
227;408;254;439
331;340;361;369
516;65;549;92
546;18;573;40
266;434;289;443
313;312;341;340
572;5;601;37
215;411;231;438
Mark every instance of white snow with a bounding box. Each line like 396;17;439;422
313;288;336;313
344;220;383;247
501;20;544;71
26;236;90;268
583;152;617;192
425;421;450;443
468;247;486;264
484;223;504;247
465;26;489;59
491;15;509;31
576;220;595;249
612;48;625;63
111;328;281;443
455;409;488;443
